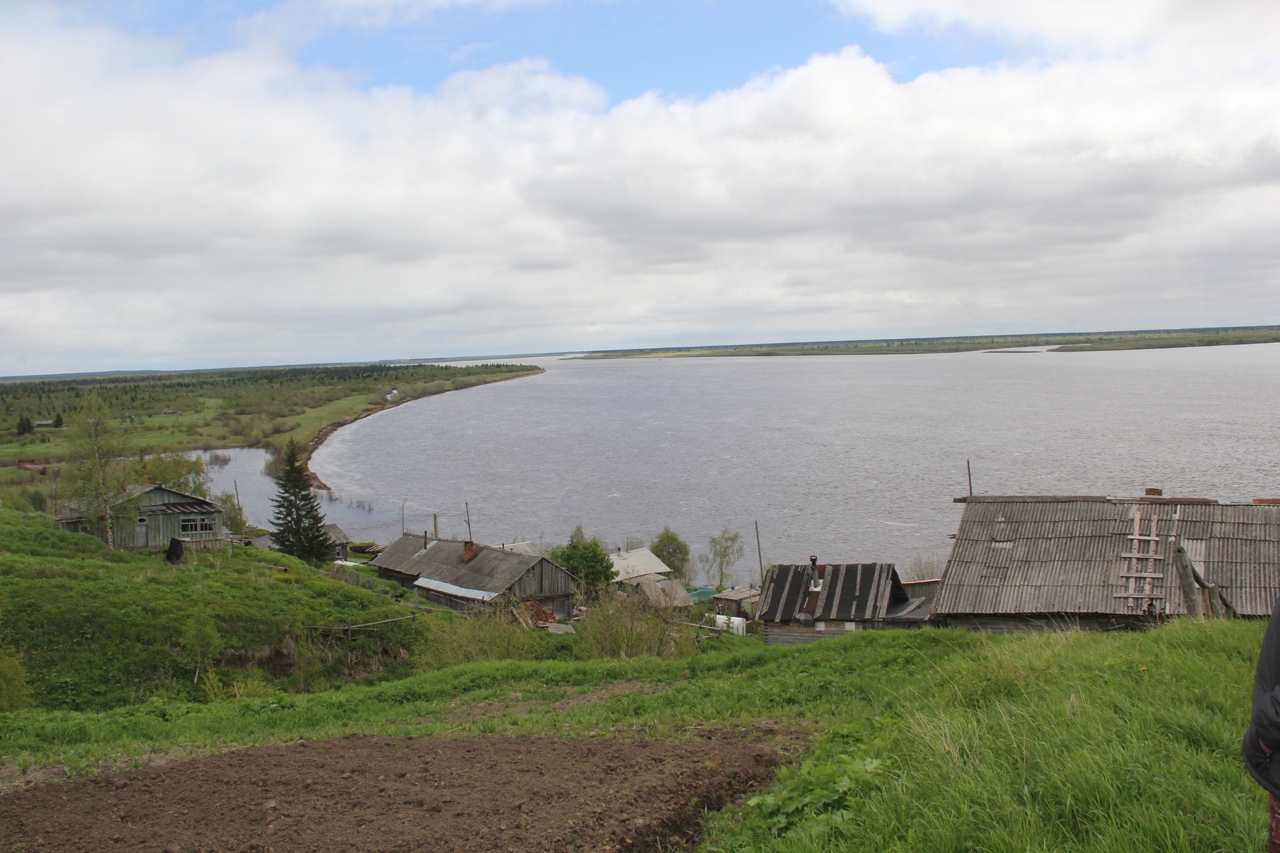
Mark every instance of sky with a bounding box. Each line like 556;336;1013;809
2;0;1279;375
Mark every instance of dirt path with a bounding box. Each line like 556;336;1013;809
0;735;777;853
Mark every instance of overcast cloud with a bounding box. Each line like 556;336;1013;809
2;1;1278;374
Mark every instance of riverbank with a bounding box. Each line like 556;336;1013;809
299;366;544;489
0;362;542;510
580;325;1280;358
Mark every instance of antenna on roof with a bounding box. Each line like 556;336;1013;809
966;459;974;497
465;501;474;541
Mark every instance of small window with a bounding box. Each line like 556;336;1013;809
137;516;147;525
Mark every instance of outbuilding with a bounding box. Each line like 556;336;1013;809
324;524;351;561
712;587;760;619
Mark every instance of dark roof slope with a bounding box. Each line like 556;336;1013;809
371;535;545;596
758;562;926;624
935;495;1280;618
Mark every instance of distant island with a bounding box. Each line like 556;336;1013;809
580;325;1280;359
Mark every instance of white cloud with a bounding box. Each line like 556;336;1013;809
2;6;1279;374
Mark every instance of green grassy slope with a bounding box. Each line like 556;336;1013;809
0;509;1266;849
0;509;422;711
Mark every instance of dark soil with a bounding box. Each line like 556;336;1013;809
0;736;778;853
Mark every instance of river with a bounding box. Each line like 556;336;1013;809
204;343;1280;584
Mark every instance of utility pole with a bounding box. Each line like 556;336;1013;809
755;520;765;588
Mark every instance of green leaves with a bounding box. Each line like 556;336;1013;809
547;526;614;595
746;755;886;838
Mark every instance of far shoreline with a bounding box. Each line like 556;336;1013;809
300;367;545;491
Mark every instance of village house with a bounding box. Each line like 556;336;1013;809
609;547;691;609
58;485;224;550
371;535;576;619
756;558;934;645
931;494;1280;631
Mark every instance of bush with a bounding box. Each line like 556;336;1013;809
0;645;33;711
574;593;695;660
423;604;541;669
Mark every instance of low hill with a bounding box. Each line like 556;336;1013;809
0;509;422;711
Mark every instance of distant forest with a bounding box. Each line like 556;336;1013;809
582;325;1280;359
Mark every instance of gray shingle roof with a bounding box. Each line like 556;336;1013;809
935;496;1280;618
371;535;544;596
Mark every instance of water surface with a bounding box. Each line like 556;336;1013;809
210;344;1280;584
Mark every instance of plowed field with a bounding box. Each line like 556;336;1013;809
0;736;778;852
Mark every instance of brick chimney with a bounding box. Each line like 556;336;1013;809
463;541;476;563
1145;487;1163;497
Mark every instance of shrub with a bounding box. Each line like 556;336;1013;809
0;646;33;711
574;593;695;660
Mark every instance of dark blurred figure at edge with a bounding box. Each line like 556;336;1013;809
1245;594;1280;852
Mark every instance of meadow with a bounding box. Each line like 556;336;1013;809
0;505;1267;851
0;361;540;509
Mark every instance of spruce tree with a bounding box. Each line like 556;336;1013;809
270;440;333;563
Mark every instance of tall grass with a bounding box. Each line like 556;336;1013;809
0;620;1264;849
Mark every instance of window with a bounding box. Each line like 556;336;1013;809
181;517;215;533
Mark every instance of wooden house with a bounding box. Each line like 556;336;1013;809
324;524;351;561
58;485;224;550
371;535;576;619
756;558;933;644
932;495;1280;631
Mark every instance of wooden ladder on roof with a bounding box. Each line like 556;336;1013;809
1115;511;1165;615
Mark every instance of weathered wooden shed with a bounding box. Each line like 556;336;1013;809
933;495;1280;631
619;574;693;609
324;524;351;561
757;559;933;644
712;587;760;619
371;535;576;619
58;485;224;550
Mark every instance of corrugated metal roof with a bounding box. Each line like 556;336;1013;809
757;562;911;623
936;496;1280;618
371;535;547;596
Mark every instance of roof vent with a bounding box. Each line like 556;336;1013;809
1145;488;1163;497
809;555;818;569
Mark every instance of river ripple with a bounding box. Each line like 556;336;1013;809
209;344;1280;584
